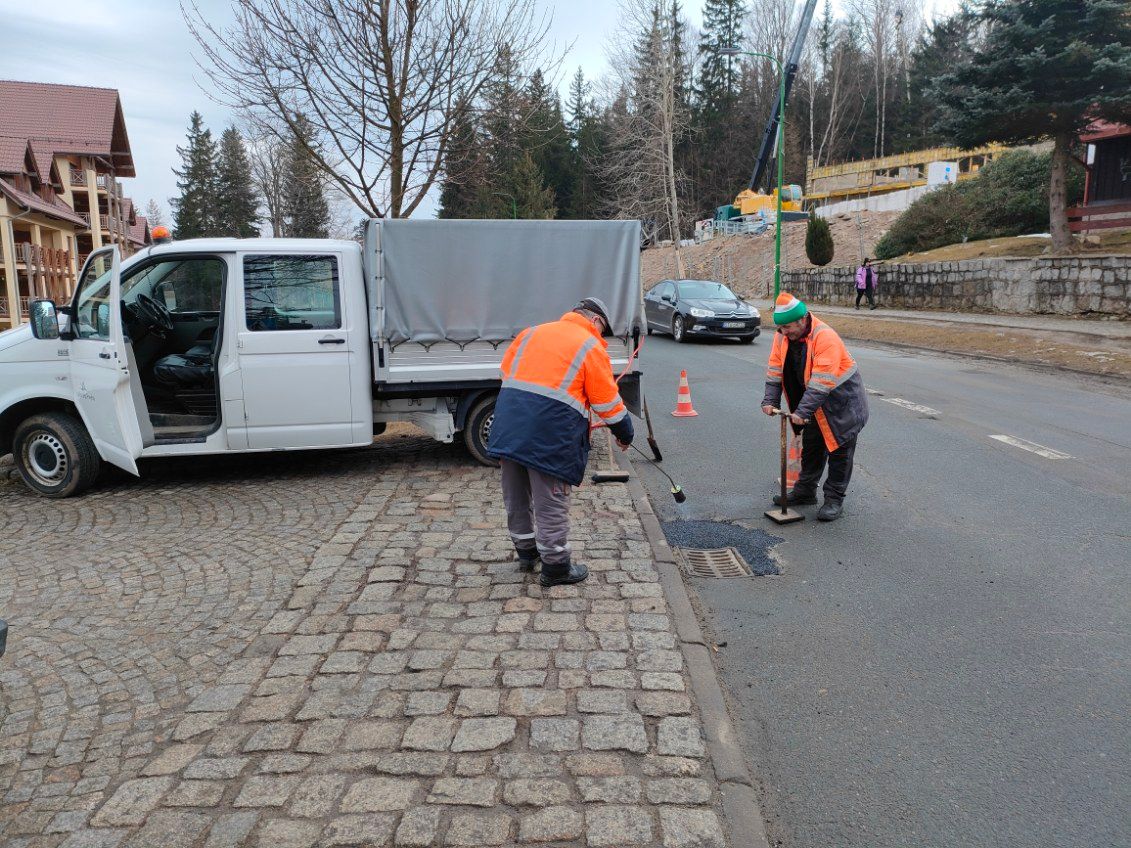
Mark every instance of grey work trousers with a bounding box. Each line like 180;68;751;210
500;459;572;566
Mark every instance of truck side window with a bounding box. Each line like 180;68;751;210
243;255;341;332
73;252;114;340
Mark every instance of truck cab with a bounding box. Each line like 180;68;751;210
1;238;373;496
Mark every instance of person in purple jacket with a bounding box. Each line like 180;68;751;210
855;258;878;310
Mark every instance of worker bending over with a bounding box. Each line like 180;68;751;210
761;292;868;521
489;298;634;586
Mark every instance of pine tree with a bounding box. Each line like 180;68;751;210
283;114;330;238
692;0;747;217
508;151;557;219
934;0;1131;252
215;127;260;237
439;99;491;218
171;111;218;239
525;69;575;217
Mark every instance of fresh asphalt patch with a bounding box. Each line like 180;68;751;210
661;519;782;576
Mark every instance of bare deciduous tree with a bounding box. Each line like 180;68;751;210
604;0;691;277
184;0;553;218
243;124;288;236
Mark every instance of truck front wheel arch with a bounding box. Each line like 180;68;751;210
463;394;500;468
11;412;102;498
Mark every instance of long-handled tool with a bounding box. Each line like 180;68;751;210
628;442;686;503
765;408;804;525
641;391;663;462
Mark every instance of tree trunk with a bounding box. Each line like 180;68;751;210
1049;131;1075;254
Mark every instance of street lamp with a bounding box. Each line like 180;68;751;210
493;192;517;220
720;46;786;299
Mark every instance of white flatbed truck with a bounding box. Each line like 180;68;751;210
0;219;643;497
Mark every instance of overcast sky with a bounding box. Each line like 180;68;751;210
6;0;958;225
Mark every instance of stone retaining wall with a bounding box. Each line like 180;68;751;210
782;255;1130;317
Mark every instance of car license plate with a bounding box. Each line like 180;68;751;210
723;321;745;329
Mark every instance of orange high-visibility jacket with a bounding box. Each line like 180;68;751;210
488;312;634;484
762;315;868;451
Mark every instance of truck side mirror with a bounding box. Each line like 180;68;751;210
29;300;60;340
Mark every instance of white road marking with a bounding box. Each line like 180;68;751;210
881;397;940;416
989;434;1072;460
865;388;885;396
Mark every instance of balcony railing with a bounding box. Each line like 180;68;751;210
20;243;75;303
67;168;112;191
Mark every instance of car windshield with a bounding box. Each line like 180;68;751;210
678;281;735;300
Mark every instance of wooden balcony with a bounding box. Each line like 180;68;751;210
19;243;75;303
68;168;112;191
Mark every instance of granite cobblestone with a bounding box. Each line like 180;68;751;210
1;436;731;846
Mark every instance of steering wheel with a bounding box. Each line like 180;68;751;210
133;293;175;333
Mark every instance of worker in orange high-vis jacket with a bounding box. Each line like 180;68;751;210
488;298;635;587
761;292;868;521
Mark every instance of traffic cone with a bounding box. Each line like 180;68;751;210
671;370;699;417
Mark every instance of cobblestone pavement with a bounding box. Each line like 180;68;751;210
0;434;729;847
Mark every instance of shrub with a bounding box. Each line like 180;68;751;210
805;212;835;265
873;149;1086;260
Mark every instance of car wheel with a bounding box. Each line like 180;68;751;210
463;394;500;468
672;315;687;343
739;335;756;344
12;412;102;498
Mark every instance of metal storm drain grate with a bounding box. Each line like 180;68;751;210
677;547;753;578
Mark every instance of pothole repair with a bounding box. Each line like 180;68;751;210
661;520;782;576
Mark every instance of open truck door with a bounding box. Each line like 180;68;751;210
68;246;145;475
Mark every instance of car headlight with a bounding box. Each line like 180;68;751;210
689;307;714;318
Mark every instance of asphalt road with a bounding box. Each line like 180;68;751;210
630;327;1131;848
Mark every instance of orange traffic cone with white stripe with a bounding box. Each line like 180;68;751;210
671;370;699;417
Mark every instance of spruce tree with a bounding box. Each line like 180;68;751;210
283;114;330;238
525;69;575;217
171;111;218;239
215;127;260;237
508;151;557;219
439;99;491;218
692;0;746;217
934;0;1131;252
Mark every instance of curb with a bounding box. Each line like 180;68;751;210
614;449;771;848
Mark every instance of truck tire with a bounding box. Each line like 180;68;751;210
463;394;500;468
12;412;102;498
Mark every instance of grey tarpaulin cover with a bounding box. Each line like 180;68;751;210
379;219;643;345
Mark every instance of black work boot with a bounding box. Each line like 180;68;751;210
817;499;843;521
516;549;540;573
539;560;589;588
773;488;818;506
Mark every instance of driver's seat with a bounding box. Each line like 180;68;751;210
151;342;215;389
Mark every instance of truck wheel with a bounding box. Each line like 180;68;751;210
463;395;500;468
12;413;102;498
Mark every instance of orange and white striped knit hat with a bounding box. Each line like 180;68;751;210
772;292;808;325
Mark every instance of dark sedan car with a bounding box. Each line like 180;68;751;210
644;279;761;343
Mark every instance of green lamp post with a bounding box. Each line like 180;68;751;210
720;46;786;299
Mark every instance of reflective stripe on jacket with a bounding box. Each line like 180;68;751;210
761;315;868;451
488;312;634;485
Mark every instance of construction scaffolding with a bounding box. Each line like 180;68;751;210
805;144;1009;206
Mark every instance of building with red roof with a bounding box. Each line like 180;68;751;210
0;80;148;328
